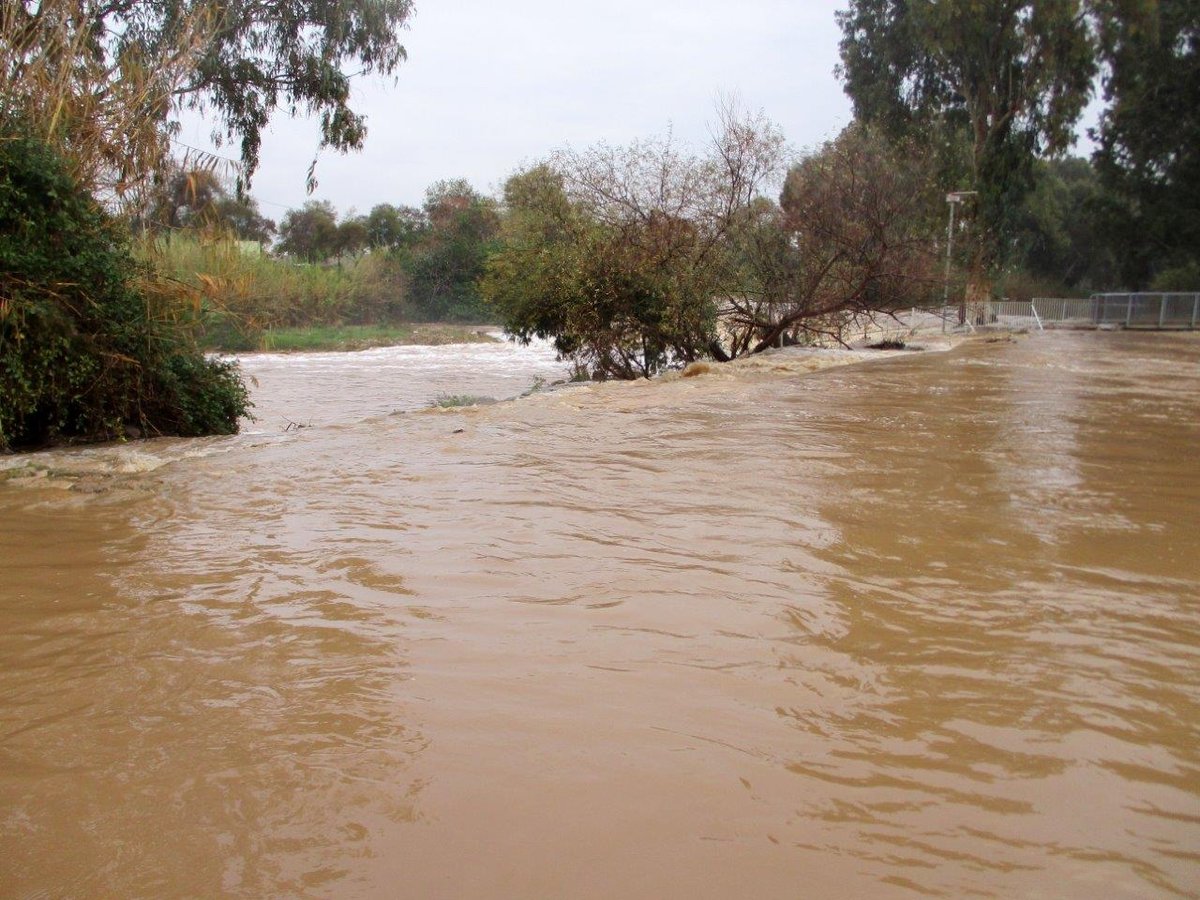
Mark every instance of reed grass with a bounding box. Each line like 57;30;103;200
139;236;500;351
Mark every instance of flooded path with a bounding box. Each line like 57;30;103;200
2;332;1198;897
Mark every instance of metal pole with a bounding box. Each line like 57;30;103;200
942;200;956;310
1192;293;1198;330
1159;294;1167;329
1126;294;1134;328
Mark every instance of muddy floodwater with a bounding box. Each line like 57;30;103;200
1;332;1198;898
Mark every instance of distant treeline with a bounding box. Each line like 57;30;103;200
141;141;1175;355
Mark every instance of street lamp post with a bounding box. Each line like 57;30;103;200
943;191;977;326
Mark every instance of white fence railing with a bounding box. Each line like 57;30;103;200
985;294;1200;331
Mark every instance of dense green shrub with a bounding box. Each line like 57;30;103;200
0;134;249;452
1150;262;1200;293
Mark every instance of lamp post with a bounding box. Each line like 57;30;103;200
943;191;977;326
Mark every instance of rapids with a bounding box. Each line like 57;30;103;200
1;331;1198;897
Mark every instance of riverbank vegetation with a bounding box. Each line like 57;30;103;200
0;136;248;452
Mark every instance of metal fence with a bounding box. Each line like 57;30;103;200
987;294;1200;330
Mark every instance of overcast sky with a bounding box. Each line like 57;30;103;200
177;0;856;219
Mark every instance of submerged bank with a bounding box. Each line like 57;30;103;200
0;332;961;481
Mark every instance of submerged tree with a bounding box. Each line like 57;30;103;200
483;105;787;378
485;110;941;377
723;126;942;352
837;0;1096;293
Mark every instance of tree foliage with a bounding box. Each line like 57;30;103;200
483;112;941;377
0;134;248;451
277;201;340;262
1092;0;1200;287
837;0;1096;278
1;0;215;200
365;203;427;252
1007;157;1117;291
736;126;943;350
404;180;500;321
0;0;414;197
483;107;787;378
145;169;275;241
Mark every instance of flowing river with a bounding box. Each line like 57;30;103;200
1;331;1197;898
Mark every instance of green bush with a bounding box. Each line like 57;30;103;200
0;134;250;451
1149;262;1200;293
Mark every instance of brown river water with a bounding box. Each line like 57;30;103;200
1;331;1198;898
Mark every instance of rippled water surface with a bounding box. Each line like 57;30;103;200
2;332;1198;898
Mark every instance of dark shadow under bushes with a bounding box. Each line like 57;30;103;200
0;134;250;452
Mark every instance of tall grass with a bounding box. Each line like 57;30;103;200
139;236;410;348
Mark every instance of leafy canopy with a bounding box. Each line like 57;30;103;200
1092;0;1200;286
277;201;341;262
0;133;249;450
837;0;1096;270
403;180;500;322
1;0;414;194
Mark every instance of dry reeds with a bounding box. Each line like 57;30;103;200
0;0;221;205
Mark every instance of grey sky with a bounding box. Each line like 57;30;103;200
179;0;855;219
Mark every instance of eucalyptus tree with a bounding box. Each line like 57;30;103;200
837;0;1096;292
1092;0;1200;287
1;0;413;198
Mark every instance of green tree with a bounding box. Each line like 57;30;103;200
365;203;427;252
277;201;340;263
212;195;276;244
1;0;414;194
1006;156;1116;292
335;216;371;259
1092;0;1200;287
484;164;709;378
145;168;275;241
404;180;500;321
483;106;789;377
837;0;1096;292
